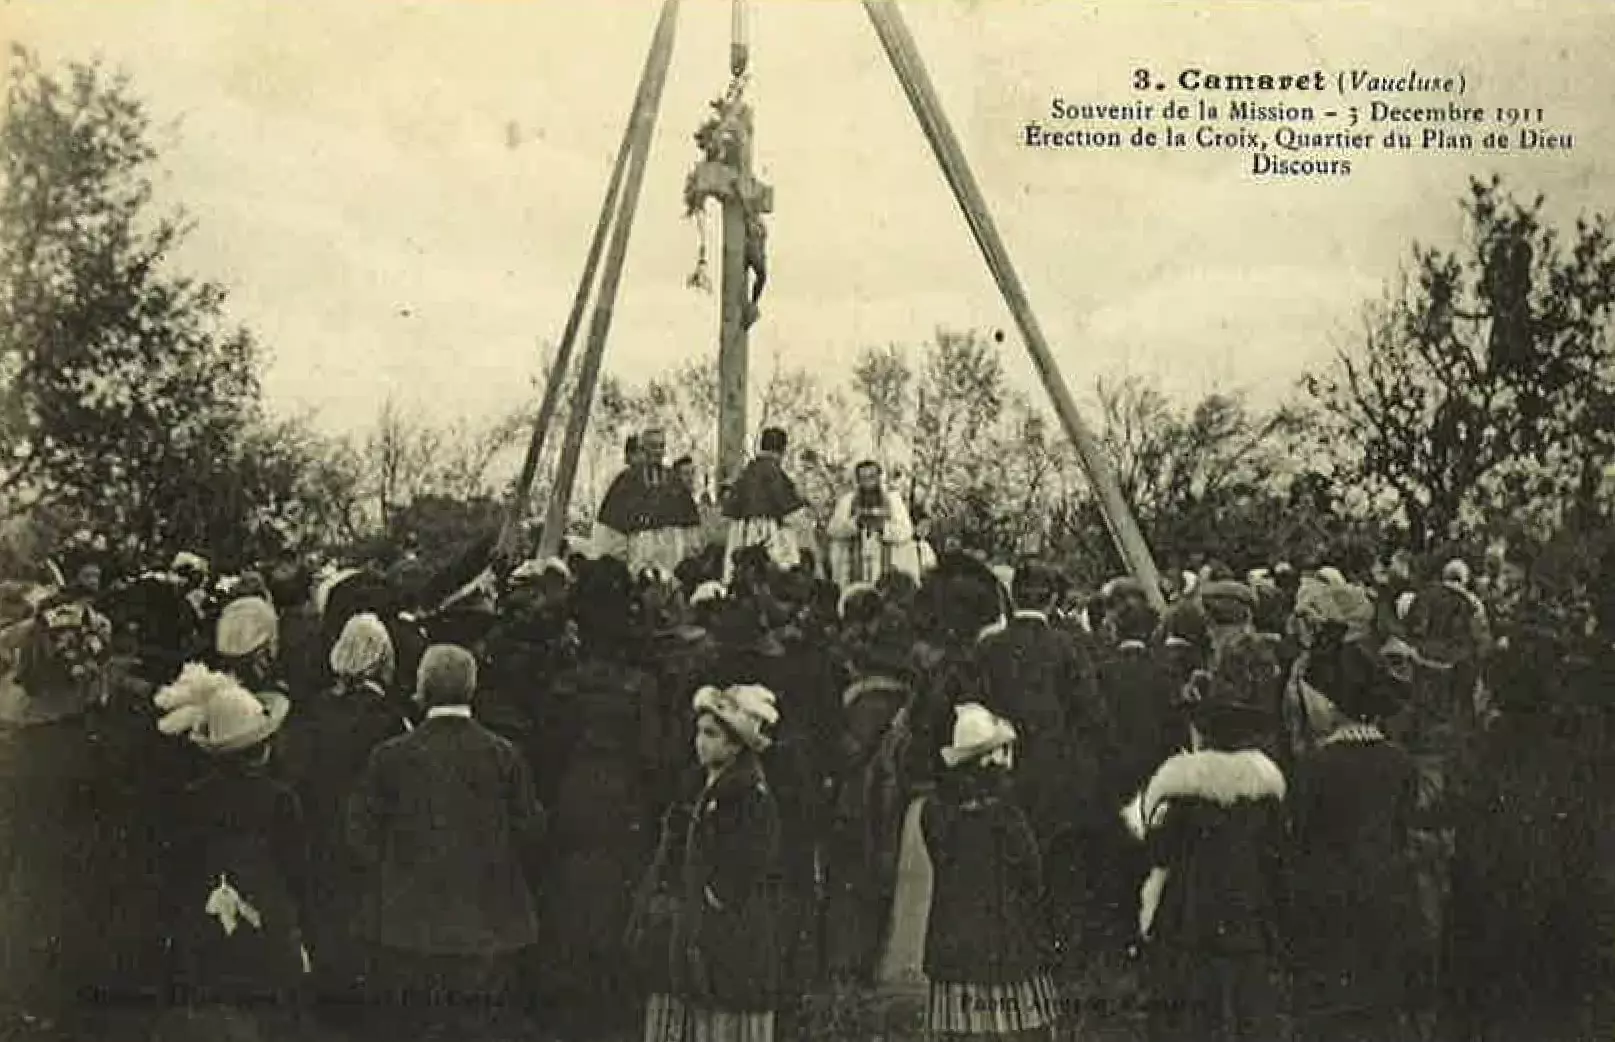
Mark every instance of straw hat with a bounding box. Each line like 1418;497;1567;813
940;702;1017;768
154;663;289;755
692;684;779;753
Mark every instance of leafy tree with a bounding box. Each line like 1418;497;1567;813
0;47;262;558
757;355;859;525
912;329;1005;511
851;343;913;459
1305;177;1615;548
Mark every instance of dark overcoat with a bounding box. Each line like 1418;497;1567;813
668;757;784;1012
1132;748;1287;1042
1445;671;1615;1042
165;758;309;1005
920;781;1050;986
276;683;408;986
346;714;545;956
535;658;658;1015
974;614;1111;844
1286;733;1422;1032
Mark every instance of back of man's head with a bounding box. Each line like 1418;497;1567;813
1012;560;1060;611
760;427;787;454
417;644;478;708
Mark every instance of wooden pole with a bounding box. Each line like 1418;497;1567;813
717;3;752;489
862;0;1167;611
717;139;750;488
496;54;641;561
537;0;681;560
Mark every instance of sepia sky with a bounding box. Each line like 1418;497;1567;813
3;0;1614;439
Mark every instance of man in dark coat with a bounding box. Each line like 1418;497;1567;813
346;644;545;1041
1092;598;1182;959
975;559;1112;979
267;561;322;703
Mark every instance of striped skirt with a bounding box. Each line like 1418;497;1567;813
926;975;1061;1038
644;993;775;1042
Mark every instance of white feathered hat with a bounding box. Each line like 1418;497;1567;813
154;663;289;755
941;702;1017;767
692;684;779;753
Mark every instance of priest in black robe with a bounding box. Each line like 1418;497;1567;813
722;426;811;580
592;429;701;575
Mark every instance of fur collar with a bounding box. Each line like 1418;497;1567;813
1123;749;1286;839
1124;748;1285;942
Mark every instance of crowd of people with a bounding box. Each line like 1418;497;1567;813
0;428;1613;1042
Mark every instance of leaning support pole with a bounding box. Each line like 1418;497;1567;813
862;0;1167;612
495;54;640;561
537;0;681;561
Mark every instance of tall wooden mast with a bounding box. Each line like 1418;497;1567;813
862;0;1167;610
535;0;681;561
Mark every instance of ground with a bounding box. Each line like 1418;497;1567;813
0;976;1164;1042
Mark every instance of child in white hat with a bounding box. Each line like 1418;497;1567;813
921;703;1060;1040
637;684;785;1042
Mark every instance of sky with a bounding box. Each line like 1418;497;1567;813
3;0;1613;441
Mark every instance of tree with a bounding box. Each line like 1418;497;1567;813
1041;377;1320;581
0;47;263;557
912;328;1006;513
1305;177;1615;548
354;394;528;536
851;343;913;459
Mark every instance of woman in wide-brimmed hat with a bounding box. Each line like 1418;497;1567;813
152;653;309;1039
637;683;784;1042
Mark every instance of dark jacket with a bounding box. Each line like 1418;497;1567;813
1134;747;1287;1041
825;674;913;980
278;683;409;974
274;603;325;704
1097;640;1184;805
975;614;1111;841
1286;732;1422;1022
167;758;309;1003
346;712;545;955
536;658;658;1010
668;757;783;1012
1136;748;1287;955
921;778;1050;985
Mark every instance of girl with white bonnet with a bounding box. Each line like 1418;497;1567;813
276;612;411;1020
921;703;1059;1042
636;683;784;1042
